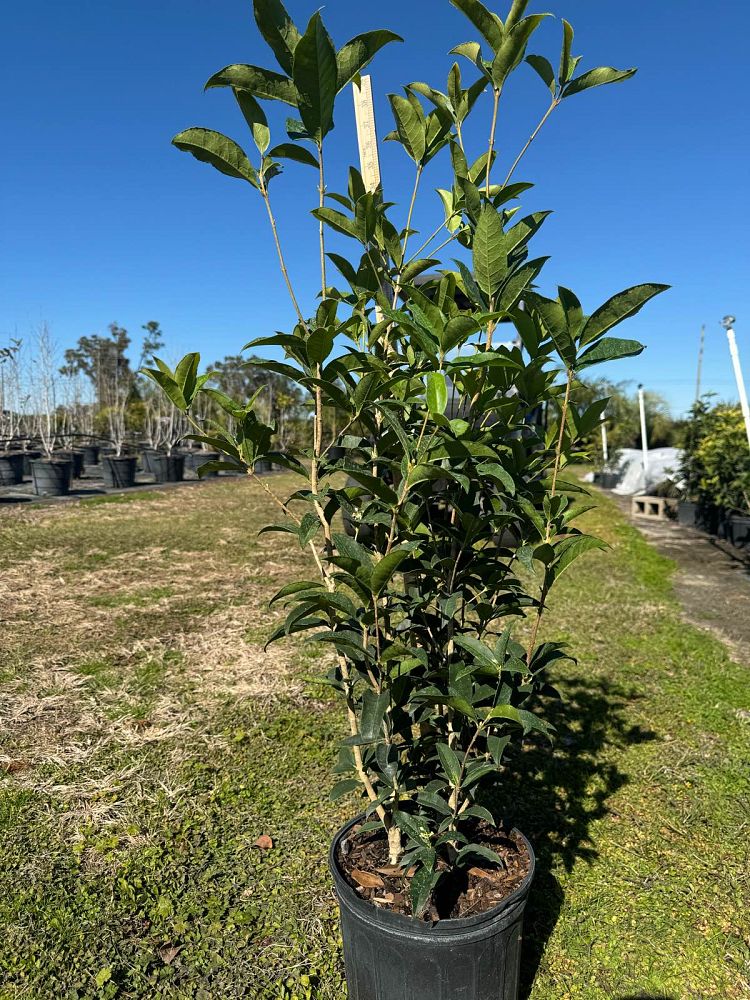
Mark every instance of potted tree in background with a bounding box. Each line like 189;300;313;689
145;1;667;996
29;325;72;496
0;339;27;486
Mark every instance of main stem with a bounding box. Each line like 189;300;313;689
526;368;574;664
485;87;501;198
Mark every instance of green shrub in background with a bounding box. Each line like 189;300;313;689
681;397;750;514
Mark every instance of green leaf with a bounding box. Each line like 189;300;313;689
449;0;504;49
563;66;637;98
525;54;556;94
425;372;449;416
268;142;319;167
410;865;440;918
298;511;320;547
576;336;645;370
252;0;301;76
140;367;188;411
307;328;334;365
233;90;270;154
559;19;574;83
371;548;410;595
473;204;508;298
436;742;462;787
293;12;338;142
455;843;503;867
172;128;260;188
344;469;398;504
330;778;360;801
360;689;389;741
205;64;298;105
579;283;670;346
453;634;496;668
312;207;362;241
175;352;200;404
388;94;426;164
552;534;607;579
336;31;403;93
492;15;549;90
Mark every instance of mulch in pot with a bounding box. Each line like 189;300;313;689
337;820;530;922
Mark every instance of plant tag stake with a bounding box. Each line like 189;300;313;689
353;75;381;193
353;74;385;322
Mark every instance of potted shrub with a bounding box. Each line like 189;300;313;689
145;1;666;995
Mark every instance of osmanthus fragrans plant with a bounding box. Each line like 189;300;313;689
145;0;668;916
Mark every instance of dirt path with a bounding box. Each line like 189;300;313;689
611;492;750;666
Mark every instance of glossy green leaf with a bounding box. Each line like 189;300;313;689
436;743;462;787
268;142;319;167
579;283;670;346
410;866;440;918
473;204;508;297
205;64;298;105
388;94;426;164
526;53;556;94
172;129;260;188
293;12;338;142
371;548;410;595
253;0;301;76
563;65;637;98
449;0;504;49
576;336;645;370
425;372;449;416
559;19;574;83
336;30;403;93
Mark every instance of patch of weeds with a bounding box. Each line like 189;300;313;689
79;491;162;507
87;586;175;609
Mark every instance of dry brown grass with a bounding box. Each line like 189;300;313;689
0;475;327;820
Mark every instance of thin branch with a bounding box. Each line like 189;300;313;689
485;87;501;198
502;98;559;188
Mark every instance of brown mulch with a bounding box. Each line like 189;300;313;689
337;821;531;922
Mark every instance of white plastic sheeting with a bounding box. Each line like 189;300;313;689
611;447;683;496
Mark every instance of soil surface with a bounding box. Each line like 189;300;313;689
337;822;531;922
611;492;750;665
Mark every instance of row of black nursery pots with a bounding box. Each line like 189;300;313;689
330;816;535;1000
677;500;750;549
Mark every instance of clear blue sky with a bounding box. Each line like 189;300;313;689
2;0;748;415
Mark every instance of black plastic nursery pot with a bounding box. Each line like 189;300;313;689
21;450;42;477
677;500;698;527
53;449;85;479
30;459;72;497
153;454;185;483
0;452;25;486
140;448;162;475
593;471;619;490
81;444;100;467
329;817;535;1000
191;451;220;477
253;459;272;474
728;514;750;548
102;455;137;489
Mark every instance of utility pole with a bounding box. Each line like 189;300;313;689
722;316;750;449
695;324;705;403
638;384;649;479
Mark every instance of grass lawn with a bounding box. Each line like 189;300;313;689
1;476;748;999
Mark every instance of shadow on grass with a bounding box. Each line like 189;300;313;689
483;675;659;1000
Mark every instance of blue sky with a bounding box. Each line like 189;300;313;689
2;0;748;415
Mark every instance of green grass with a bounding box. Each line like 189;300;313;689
0;478;748;999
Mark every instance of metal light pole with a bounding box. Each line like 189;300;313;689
695;324;705;403
722;316;750;450
600;411;609;465
638;384;649;478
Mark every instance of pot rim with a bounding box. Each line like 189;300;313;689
329;814;535;936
